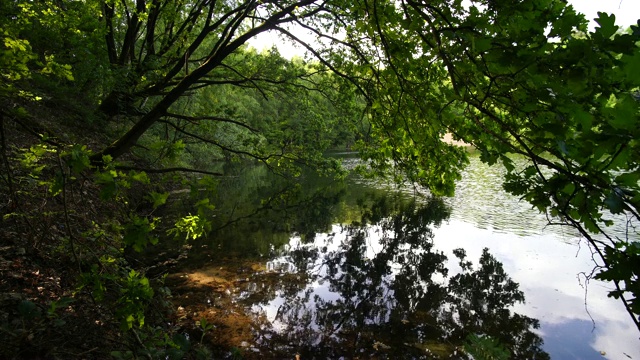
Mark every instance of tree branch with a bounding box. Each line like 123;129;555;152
115;165;224;176
164;112;259;133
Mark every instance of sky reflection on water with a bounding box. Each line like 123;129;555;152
179;154;639;359
438;156;639;359
433;220;639;359
241;198;549;359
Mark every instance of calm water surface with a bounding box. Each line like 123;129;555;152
175;154;639;359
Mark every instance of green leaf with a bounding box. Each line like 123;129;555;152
500;156;515;172
166;349;186;360
594;12;618;39
474;37;492;53
95;171;118;199
125;314;135;329
18;300;41;320
608;94;638;130
557;140;569;155
130;171;149;184
480;148;498;165
574;108;593;131
561;183;576;195
173;333;191;351
622;51;640;84
148;191;169;209
615;172;640;188
50;171;64;196
604;191;624;214
66;144;91;173
583;216;600;233
48;297;75;316
123;216;156;252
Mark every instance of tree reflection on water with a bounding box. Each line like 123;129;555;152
238;196;549;359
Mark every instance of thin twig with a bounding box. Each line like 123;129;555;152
58;151;81;272
0;111;15;200
131;329;153;360
577;271;597;332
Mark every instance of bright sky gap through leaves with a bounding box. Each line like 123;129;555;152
248;0;640;58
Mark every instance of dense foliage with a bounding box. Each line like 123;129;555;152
342;0;640;328
1;0;639;356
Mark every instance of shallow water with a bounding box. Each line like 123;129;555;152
171;154;639;359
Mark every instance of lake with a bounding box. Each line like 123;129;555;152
167;153;640;359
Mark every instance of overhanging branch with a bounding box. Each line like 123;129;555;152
116;165;224;176
164;112;258;133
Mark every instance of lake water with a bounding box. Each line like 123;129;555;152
170;153;639;359
433;156;639;360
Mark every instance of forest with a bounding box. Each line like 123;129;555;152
0;0;639;358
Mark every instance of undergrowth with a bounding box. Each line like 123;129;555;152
0;100;216;359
